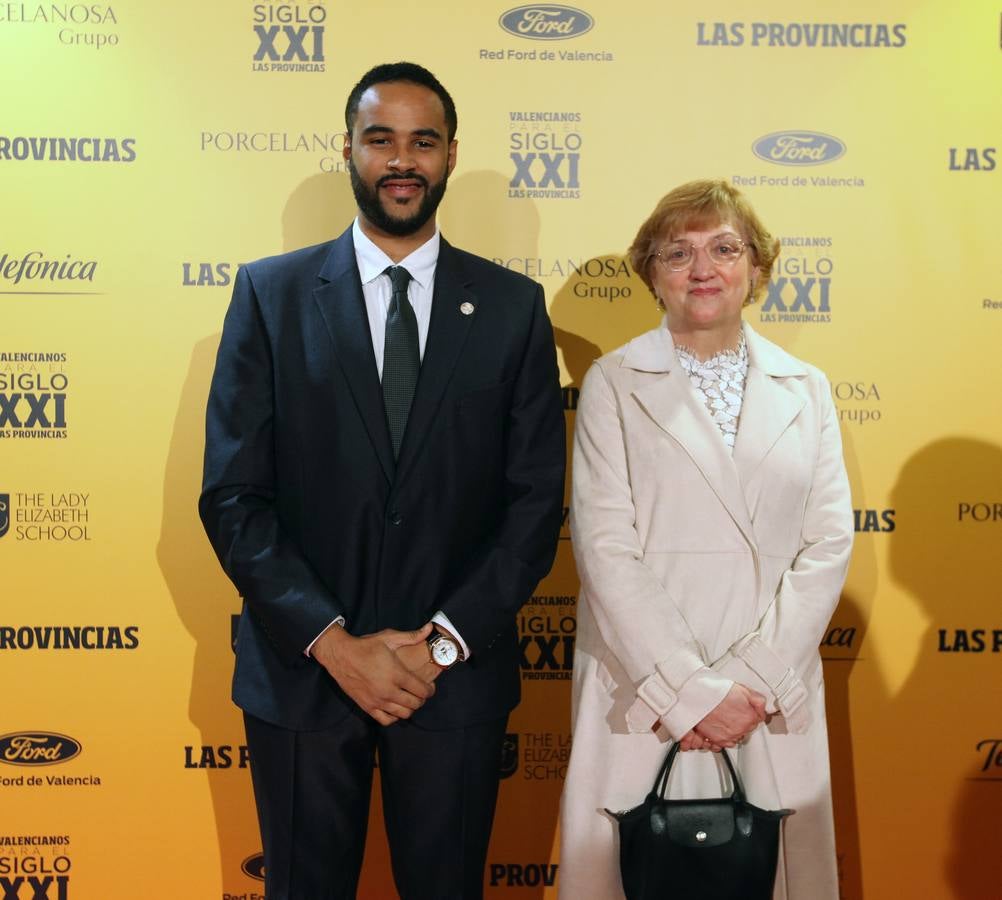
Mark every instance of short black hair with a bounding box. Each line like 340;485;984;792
344;62;458;142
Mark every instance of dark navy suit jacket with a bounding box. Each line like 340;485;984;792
199;226;566;731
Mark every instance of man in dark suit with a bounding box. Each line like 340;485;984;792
199;62;565;899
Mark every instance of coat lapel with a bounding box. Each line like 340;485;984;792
394;239;477;484
732;324;807;489
312;228;396;484
625;325;756;547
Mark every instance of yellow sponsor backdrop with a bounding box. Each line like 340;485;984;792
2;1;999;897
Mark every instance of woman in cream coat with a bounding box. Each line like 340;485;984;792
560;180;852;899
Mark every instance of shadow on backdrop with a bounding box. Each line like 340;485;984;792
156;331;247;890
887;438;1002;898
822;423;876;900
440;169;540;263
548;251;656;383
283;170;356;252
157;170;357;891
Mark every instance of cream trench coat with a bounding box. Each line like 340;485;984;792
559;322;852;900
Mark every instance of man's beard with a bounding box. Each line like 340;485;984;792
348;157;448;237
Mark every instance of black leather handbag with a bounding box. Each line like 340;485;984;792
608;742;791;900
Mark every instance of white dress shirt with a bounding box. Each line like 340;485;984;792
305;220;469;659
353;217;437;377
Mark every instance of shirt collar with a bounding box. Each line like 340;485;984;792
352;218;440;290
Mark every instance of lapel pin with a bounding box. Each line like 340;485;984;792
460;301;475;316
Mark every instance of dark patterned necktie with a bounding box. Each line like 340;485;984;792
381;265;419;459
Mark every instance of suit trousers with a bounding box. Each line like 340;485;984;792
244;708;509;900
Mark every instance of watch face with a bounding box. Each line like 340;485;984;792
431;637;459;666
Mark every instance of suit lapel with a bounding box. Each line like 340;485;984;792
626;327;756;547
394;239;476;483
312;228;395;484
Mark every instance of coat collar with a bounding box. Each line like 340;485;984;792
618;317;807;378
622;319;808;544
311;227;477;486
733;326;807;486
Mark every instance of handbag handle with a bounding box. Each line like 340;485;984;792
652;742;747;804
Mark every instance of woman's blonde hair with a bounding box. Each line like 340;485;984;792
628;179;780;305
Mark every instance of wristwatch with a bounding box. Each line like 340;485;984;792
427;629;463;669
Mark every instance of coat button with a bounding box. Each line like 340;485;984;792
389;511;403;526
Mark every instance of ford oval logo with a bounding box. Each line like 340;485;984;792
0;732;82;767
241;853;266;881
752;131;846;166
499;5;594;40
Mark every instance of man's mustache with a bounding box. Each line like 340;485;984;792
377;173;429;188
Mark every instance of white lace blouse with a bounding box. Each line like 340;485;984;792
674;334;748;452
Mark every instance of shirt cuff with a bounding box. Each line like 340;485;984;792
432;611;470;660
304;616;346;658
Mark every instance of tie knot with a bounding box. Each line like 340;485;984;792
385;265;412;295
